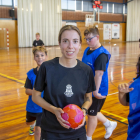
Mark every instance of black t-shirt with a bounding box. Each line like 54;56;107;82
25;68;38;89
87;47;108;71
34;57;96;139
33;39;44;47
126;92;129;102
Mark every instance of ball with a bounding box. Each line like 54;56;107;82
61;104;84;129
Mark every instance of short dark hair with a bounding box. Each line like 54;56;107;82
84;26;99;36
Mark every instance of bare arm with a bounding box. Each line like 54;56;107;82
118;82;134;106
118;91;129;106
25;88;33;96
82;92;92;115
32;89;70;129
93;70;106;99
75;92;92;130
32;89;57;113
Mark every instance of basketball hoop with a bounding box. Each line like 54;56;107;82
85;15;94;27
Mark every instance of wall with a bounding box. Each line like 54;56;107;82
0;7;17;19
111;23;126;42
0;7;18;48
0;5;126;48
77;22;87;44
0;20;18;48
63;9;126;43
0;7;12;18
77;22;126;44
77;22;104;44
62;11;92;21
96;13;127;22
101;0;127;3
62;11;127;23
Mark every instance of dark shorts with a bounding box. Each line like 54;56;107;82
88;97;106;116
26;112;42;126
41;129;87;140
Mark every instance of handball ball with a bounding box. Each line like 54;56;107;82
61;104;84;129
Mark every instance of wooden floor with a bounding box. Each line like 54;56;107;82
0;42;140;140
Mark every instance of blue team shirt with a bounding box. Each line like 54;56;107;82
82;46;111;96
26;69;44;113
127;77;140;140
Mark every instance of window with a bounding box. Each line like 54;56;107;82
83;1;89;11
118;4;123;14
108;3;112;13
68;0;75;10
2;0;12;6
76;1;82;11
0;0;1;5
100;3;107;13
61;0;67;10
89;2;93;12
83;1;94;12
61;0;95;12
114;4;123;14
14;0;17;7
125;5;127;14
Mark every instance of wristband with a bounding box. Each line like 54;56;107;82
81;107;88;116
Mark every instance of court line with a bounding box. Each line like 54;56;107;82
101;110;127;122
104;115;128;125
0;72;128;124
0;73;25;84
108;92;118;96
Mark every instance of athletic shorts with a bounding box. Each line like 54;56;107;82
26;111;42;126
41;129;87;140
88;97;106;116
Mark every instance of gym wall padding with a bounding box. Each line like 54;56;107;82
0;20;18;48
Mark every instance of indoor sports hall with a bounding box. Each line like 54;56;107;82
0;0;140;140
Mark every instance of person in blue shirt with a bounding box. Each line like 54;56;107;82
118;55;140;140
82;26;117;140
24;46;47;140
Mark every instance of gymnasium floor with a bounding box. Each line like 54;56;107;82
0;42;140;140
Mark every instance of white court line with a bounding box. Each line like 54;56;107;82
108;92;118;96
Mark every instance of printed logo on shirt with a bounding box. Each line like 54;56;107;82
64;84;74;97
87;62;92;66
132;103;136;110
36;43;37;46
90;110;94;113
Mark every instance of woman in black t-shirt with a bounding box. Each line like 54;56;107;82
32;25;96;140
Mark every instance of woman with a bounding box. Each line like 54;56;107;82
32;25;96;140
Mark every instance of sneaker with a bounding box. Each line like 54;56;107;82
104;121;117;139
29;127;35;135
